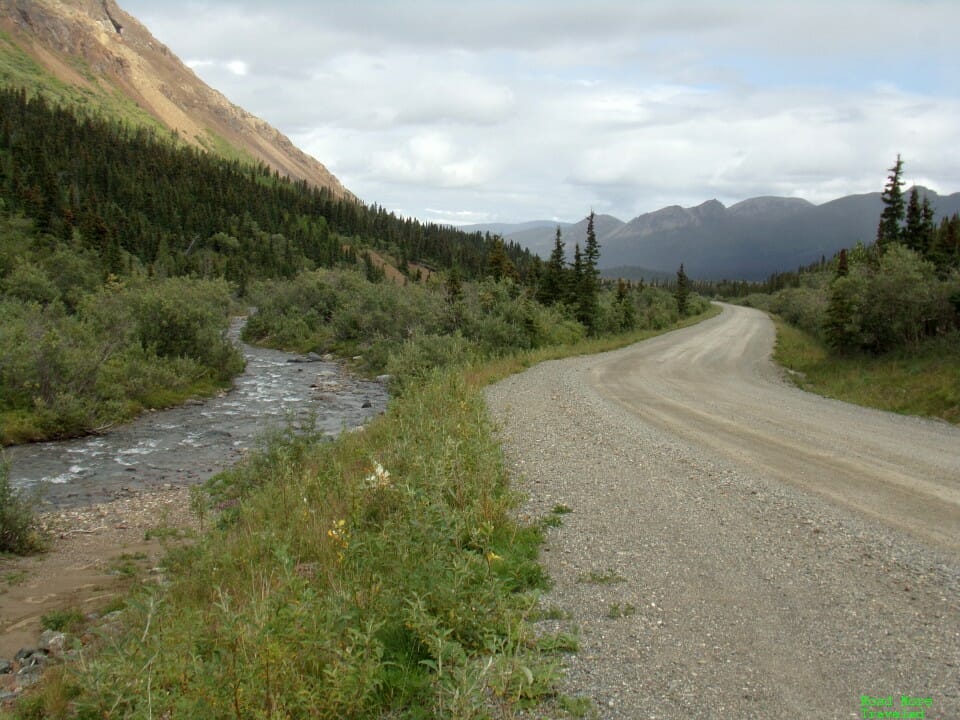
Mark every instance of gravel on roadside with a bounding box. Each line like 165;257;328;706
486;352;960;720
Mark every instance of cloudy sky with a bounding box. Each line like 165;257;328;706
122;0;960;226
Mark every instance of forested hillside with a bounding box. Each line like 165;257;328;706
0;88;537;284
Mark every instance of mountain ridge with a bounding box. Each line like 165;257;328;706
0;0;351;199
466;188;960;280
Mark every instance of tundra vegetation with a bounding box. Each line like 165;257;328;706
1;84;711;716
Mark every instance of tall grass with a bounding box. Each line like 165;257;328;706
58;369;558;718
774;318;960;423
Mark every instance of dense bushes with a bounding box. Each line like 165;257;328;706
243;269;704;392
824;245;959;353
0;224;243;443
762;243;960;354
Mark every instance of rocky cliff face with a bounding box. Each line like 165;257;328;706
0;0;351;199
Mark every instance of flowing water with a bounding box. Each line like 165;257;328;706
4;322;388;509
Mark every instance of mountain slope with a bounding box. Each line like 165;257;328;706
0;0;350;198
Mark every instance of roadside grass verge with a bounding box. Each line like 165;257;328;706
468;303;722;387
773;318;960;424
12;306;718;718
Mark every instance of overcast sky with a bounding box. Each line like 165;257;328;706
122;0;960;225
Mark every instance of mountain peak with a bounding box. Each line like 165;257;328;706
728;196;814;218
0;0;351;199
697;198;726;212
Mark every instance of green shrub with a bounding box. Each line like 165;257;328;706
386;332;476;394
0;275;242;441
40;607;85;632
770;286;826;336
0;459;45;555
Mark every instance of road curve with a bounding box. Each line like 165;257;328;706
485;304;960;718
590;303;960;554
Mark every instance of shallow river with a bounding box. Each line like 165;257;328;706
4;324;388;509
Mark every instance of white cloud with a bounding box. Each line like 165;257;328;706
369;132;495;189
124;0;960;223
225;60;248;76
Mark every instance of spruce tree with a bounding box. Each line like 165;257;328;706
675;263;690;316
920;197;937;256
583;211;601;287
538;226;567;306
904;186;924;252
574;212;601;331
570;242;584;308
836;248;849;277
824;276;858;353
615;278;636;330
877;154;905;250
485;235;518;282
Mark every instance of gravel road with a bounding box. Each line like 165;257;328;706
485;304;960;719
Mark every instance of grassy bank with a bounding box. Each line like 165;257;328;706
773;318;960;424
9;307;718;719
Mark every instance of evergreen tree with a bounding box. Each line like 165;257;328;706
538;226;567;306
485;235;518;282
877;154;905;250
920;197;937;256
675;263;690;316
836;248;849;277
583;210;601;287
904;186;925;252
824;275;858;352
574;212;601;331
615;278;636;330
445;266;463;303
569;242;583;308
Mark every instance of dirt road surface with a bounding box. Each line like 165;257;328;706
486;304;960;719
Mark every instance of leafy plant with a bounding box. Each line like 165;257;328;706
0;458;45;555
40;607;85;632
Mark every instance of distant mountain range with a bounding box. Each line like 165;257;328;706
467;189;960;280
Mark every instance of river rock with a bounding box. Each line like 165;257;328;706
38;630;67;656
19;652;47;670
375;374;393;384
0;659;10;674
13;648;36;663
287;353;322;363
